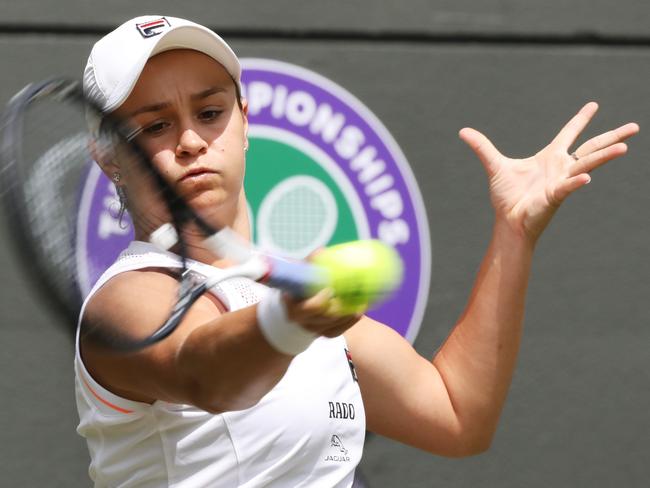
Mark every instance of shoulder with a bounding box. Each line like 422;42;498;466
82;267;181;344
78;267;225;403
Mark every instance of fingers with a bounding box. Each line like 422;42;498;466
569;142;628;177
285;288;361;337
553;173;592;203
573;122;639;158
297;312;361;336
320;320;361;338
459;127;502;176
285;288;333;320
552;101;599;150
554;116;638;202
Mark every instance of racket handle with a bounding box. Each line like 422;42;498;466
262;255;330;299
203;229;329;298
205;253;329;299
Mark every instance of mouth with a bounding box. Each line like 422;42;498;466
179;167;219;183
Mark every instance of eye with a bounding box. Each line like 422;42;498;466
142;120;170;136
198;109;223;122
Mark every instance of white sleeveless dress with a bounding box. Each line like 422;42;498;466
75;241;366;487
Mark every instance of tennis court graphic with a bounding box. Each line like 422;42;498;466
255;174;342;258
75;58;430;343
246;130;366;258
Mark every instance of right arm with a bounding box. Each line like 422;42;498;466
80;269;357;412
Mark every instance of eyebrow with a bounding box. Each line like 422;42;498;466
191;86;228;100
128;86;228;117
129;102;170;118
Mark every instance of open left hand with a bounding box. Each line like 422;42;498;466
459;102;639;243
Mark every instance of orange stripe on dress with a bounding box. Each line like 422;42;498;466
81;375;134;414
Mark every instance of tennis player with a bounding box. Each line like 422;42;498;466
75;15;639;488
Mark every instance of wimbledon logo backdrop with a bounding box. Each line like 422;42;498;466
76;58;431;343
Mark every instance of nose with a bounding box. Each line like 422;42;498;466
176;127;208;158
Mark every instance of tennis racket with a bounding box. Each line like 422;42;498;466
0;78;332;351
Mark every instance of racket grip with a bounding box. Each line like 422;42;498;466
202;228;329;298
262;256;330;299
202;252;331;300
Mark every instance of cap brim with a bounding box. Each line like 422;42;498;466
105;25;241;112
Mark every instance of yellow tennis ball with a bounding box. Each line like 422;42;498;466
311;240;404;315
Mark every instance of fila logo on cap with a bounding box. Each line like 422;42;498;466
136;17;171;38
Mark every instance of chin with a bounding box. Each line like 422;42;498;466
187;191;237;222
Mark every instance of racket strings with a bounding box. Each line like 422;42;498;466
9;86;185;323
21;123;92;309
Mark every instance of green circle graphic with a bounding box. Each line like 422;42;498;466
245;136;359;255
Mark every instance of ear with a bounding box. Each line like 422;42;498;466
241;98;249;151
89;136;122;181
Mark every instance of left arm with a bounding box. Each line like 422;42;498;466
346;103;639;457
345;223;533;457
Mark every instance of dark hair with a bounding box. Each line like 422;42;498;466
233;77;243;111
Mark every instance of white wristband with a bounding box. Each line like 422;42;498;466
257;289;316;356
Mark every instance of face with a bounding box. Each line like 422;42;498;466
110;49;248;237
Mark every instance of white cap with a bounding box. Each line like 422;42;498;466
83;15;241;113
